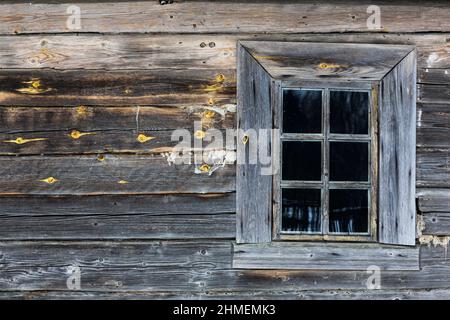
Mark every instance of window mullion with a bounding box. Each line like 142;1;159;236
322;89;330;236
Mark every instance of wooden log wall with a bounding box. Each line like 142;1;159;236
0;0;449;299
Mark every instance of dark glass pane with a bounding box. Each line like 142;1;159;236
329;189;369;233
283;89;322;133
330;91;369;134
330;142;368;181
282;188;321;232
282;141;321;181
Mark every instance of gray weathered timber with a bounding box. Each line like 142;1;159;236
379;49;417;246
0;34;447;76
0;1;449;34
0;193;235;216
0;106;234;132
0;69;235;106
0;214;235;240
0;242;448;292
418;84;450;104
241;41;414;82
3;289;450;300
419;190;450;212
233;242;419;271
0;154;235;195
417;103;450;148
417;148;450;188
236;43;272;243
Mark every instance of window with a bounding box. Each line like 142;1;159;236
234;41;419;270
277;88;374;241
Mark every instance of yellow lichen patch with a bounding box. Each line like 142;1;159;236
203;110;216;119
3;137;48;145
204;84;223;93
76;105;88;116
39;177;58;184
124;88;133;94
317;62;345;69
137;134;155;143
117;180;129;184
97;154;105;162
16;78;52;95
207;98;215;105
198;164;211;173
70;130;96;139
215;73;226;83
194;130;206;139
242;134;249;145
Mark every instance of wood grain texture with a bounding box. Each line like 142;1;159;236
0;33;447;76
0;241;449;292
243;41;414;81
236;43;272;243
0;193;235;216
0;1;449;34
417;103;450;148
379;49;417;246
417;148;450;188
0;214;235;240
0;69;236;106
233;242;419;271
0;154;235;195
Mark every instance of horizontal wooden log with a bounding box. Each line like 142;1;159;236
0;69;235;106
419;69;450;85
0;154;235;195
4;289;450;300
417;103;450;148
421;213;450;235
418;190;450;212
417;148;450;188
419;84;450;104
0;240;231;267
1;1;449;34
0;193;235;216
0;242;449;292
0;104;235;155
0;214;235;240
233;242;419;271
0;34;447;75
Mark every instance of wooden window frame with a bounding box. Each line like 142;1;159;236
273;85;377;242
235;41;418;271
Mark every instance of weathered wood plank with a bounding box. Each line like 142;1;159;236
0;154;235;195
236;43;272;243
0;69;235;106
243;40;414;82
0;34;447;75
0;214;235;240
3;289;450;300
417;103;450;148
422;213;450;235
419;84;450;104
417;148;450;188
419;69;450;85
0;240;232;267
379;50;416;245
0;243;449;292
233;242;420;271
1;1;449;34
418;190;450;212
0;193;235;216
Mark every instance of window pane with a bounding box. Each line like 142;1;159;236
330;142;368;181
282;141;322;181
329;189;369;233
282;188;321;232
283;89;322;133
330;91;369;134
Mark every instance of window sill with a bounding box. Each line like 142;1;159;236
232;242;419;271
